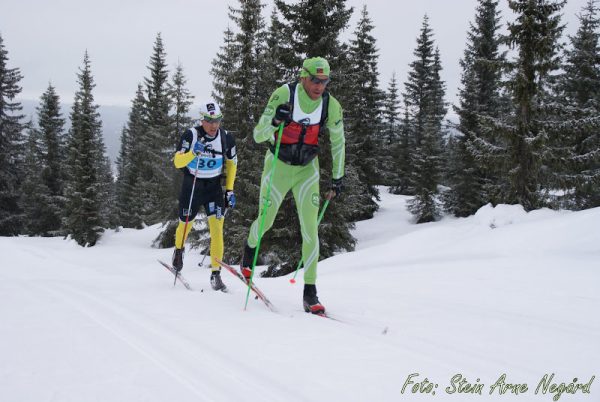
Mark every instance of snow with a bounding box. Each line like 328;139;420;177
1;189;599;401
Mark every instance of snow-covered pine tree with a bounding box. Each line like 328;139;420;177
551;0;600;209
481;0;566;210
403;17;447;223
63;52;111;246
139;33;173;225
342;5;383;220
445;0;505;217
115;84;146;229
29;84;67;234
0;34;25;235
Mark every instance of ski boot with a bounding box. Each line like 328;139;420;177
240;244;255;283
303;284;325;315
172;247;184;272
210;270;227;292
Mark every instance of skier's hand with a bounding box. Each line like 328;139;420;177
193;141;205;155
272;103;292;127
225;190;236;209
330;177;344;199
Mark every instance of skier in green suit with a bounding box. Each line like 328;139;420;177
240;57;345;315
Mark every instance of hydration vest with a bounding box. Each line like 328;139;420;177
271;82;329;166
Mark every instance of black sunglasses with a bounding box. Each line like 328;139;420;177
203;116;222;124
304;69;330;85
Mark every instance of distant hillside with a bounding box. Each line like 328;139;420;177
20;99;129;166
20;99;203;168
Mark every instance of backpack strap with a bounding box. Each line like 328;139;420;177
288;82;297;113
219;127;227;156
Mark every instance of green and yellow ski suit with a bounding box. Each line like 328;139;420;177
247;83;345;284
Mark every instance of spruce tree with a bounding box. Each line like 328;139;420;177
231;0;267;136
262;8;296;85
211;27;239;128
403;17;447;223
169;63;194;148
98;152;117;229
380;73;401;186
275;0;353;63
390;109;412;194
115;84;146;228
552;0;600;209
0;34;25;235
154;63;196;247
343;5;383;220
64;52;111;246
209;0;269;262
139;33;173;225
485;0;566;210
382;73;401;145
21;122;52;235
262;0;356;273
36;84;66;234
445;0;505;216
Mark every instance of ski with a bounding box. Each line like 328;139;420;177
157;260;193;291
300;309;343;322
215;258;276;312
313;312;343;322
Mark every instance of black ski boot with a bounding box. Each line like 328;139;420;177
172;247;184;272
240;244;256;282
303;284;325;315
210;270;227;292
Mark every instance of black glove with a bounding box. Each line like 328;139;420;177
331;177;344;199
272;103;292;127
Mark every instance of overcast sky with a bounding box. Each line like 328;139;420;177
1;0;590;110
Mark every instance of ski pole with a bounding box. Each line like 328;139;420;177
244;122;285;310
199;252;208;267
176;153;201;286
289;193;332;284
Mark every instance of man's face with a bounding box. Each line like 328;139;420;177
201;117;221;136
301;73;330;100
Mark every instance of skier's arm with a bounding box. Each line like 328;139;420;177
253;85;290;144
224;133;238;191
173;129;195;169
327;96;345;180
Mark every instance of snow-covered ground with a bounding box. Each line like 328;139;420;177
1;190;598;402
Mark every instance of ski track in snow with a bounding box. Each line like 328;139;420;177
1;189;599;401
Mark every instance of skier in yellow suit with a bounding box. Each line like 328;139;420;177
172;100;237;292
